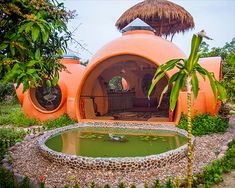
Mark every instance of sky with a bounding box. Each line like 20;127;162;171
61;0;235;61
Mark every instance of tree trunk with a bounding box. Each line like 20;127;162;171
186;76;193;188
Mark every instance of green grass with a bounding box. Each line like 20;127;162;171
0;102;38;127
42;114;76;130
0;101;76;129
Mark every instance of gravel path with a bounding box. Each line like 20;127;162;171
8;117;235;187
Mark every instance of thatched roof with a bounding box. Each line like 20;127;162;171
115;0;195;36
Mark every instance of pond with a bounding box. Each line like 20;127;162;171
45;127;187;157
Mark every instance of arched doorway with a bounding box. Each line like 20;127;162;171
78;54;172;122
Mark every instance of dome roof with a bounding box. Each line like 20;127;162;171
88;30;186;75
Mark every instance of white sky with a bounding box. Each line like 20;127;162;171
61;0;235;61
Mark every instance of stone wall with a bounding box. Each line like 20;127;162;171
37;122;194;171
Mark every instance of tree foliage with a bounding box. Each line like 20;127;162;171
200;38;235;103
0;0;75;91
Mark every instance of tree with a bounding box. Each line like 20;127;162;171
0;0;75;91
200;38;235;103
148;31;226;188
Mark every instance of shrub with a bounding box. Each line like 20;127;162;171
178;114;228;136
194;139;235;186
42;114;76;130
0;166;16;188
0;128;26;159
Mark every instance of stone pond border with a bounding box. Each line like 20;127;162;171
37;122;195;171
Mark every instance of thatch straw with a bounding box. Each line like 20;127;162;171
115;0;194;36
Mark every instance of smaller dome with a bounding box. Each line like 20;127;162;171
63;49;80;60
121;18;155;33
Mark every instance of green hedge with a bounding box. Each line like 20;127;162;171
178;114;229;136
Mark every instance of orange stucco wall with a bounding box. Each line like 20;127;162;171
16;60;85;121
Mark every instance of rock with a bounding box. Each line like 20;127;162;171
14;173;24;183
2;158;8;164
217;153;225;159
3;154;9;159
14;142;21;146
136;183;145;188
221;146;228;151
24;135;34;141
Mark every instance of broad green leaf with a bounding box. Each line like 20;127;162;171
157;85;169;108
187;34;202;71
162;58;184;71
168;72;181;85
52;76;59;86
169;75;184;110
46;80;51;87
215;81;227;101
42;29;49;43
0;43;8;50
35;49;41;60
18;22;32;33
27;60;37;67
192;72;199;99
10;44;15;56
25;22;34;33
27;69;36;74
195;64;206;80
148;71;165;99
32;26;40;42
58;48;63;56
23;81;29;92
205;70;217;102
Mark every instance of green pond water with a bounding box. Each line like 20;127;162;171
45;127;187;157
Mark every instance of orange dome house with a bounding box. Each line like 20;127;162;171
16;19;222;124
75;20;222;124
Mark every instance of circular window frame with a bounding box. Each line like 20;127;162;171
29;82;67;114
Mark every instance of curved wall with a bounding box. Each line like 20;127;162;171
76;30;186;123
16;61;85;121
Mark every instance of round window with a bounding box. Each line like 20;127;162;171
30;83;62;111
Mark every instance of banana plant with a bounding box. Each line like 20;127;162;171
148;31;226;188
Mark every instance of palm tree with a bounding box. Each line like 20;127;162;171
148;31;226;188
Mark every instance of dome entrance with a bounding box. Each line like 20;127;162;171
77;54;173;122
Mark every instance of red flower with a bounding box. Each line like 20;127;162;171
39;175;45;182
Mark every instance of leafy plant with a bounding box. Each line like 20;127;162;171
0;0;75;91
148;31;226;188
193;139;235;186
178;114;228;136
103;184;111;188
0;166;16;188
118;182;126;188
164;177;175;188
0;128;26;159
90;181;96;188
153;179;161;188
